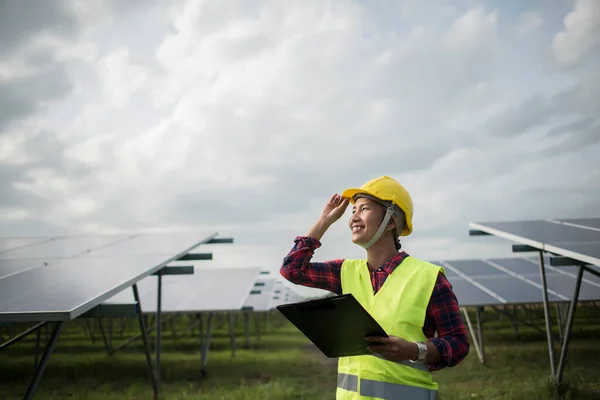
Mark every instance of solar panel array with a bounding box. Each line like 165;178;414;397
105;267;262;313
435;257;600;307
0;231;218;322
269;279;303;308
470;218;600;267
243;277;276;311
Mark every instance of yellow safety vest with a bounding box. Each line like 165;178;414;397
337;256;443;400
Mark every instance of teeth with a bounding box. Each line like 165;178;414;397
352;226;363;232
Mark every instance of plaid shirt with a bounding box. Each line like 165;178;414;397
280;236;470;371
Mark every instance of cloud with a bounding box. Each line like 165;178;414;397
0;63;73;131
441;5;498;51
0;0;598;276
0;0;78;55
552;0;600;66
516;11;543;37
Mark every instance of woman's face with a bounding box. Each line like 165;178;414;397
348;197;387;245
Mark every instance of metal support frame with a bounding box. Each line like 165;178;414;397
461;307;485;364
104;313;177;354
155;271;163;390
0;322;46;351
582;265;600;279
23;322;65;400
472;227;592;385
199;312;214;377
556;265;583;383
132;283;158;399
228;313;236;357
244;311;251;348
537;251;556;378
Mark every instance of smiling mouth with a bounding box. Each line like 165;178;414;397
352;226;364;233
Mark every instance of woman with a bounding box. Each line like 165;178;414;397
280;175;469;400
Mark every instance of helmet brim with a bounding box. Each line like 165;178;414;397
341;188;373;203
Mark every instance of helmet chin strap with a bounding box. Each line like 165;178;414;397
357;206;396;249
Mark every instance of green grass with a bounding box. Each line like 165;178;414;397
1;307;599;399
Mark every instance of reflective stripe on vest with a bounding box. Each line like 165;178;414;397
338;373;437;400
338;373;358;392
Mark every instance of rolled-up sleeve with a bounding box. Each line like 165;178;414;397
279;236;344;295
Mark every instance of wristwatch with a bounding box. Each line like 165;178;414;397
410;341;427;363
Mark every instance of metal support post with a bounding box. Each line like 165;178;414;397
256;312;261;341
23;322;65;400
461;308;485;364
538;251;556;377
476;307;485;363
228;313;236;357
156;271;163;389
556;304;564;342
132;284;158;399
556;265;584;383
97;318;112;356
244;311;251;348
200;312;214;378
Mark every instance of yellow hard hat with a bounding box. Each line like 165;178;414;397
342;175;414;236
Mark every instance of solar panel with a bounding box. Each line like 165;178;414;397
0;234;135;259
0;258;47;280
555;218;600;230
0;237;51;253
243;277;276;311
0;254;174;322
83;232;218;257
441;277;500;306
439;257;600;307
470;218;600;266
105;267;261;313
472;220;600;246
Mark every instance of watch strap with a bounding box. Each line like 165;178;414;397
410;341;427;363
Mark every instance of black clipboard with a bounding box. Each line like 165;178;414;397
276;293;388;358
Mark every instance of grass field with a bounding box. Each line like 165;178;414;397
1;306;599;400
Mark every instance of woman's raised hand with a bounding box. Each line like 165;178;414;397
305;194;349;241
319;194;349;226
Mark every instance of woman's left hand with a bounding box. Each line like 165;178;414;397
364;335;418;362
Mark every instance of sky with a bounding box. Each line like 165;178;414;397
1;0;599;296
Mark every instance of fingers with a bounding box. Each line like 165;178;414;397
330;193;342;204
364;336;391;343
329;194;349;207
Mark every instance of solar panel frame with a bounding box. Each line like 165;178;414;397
545;242;600;267
555;218;600;230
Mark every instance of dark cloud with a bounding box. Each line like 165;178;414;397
0;0;78;55
0;130;96;220
0;65;73;131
